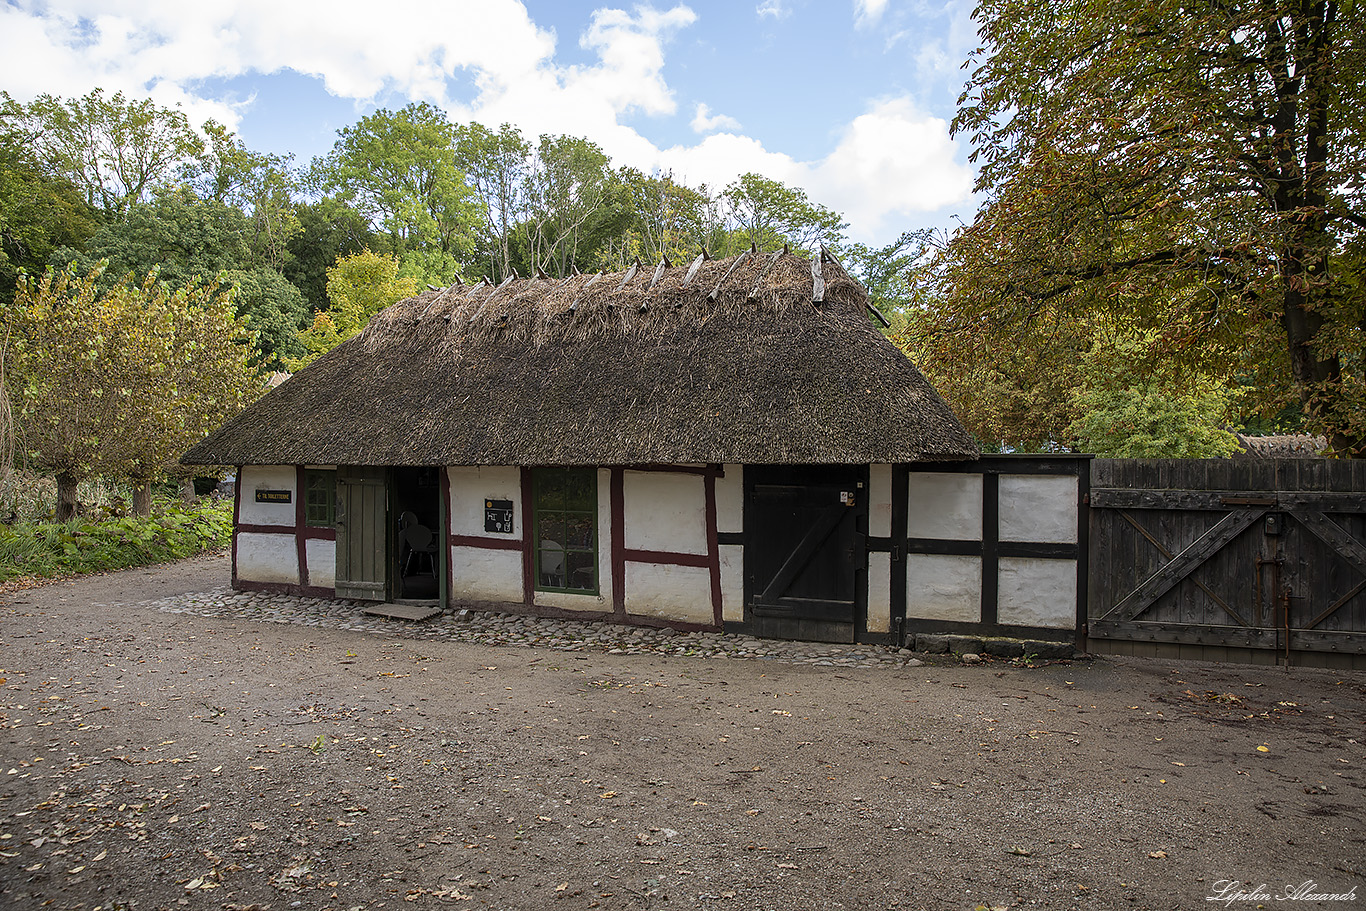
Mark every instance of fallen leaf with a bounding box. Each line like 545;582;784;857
555;882;569;892
92;850;106;861
1256;746;1270;753
1148;851;1168;859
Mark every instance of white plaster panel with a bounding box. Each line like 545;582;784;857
450;545;524;603
625;562;714;625
446;466;522;539
236;532;299;584
238;466;297;526
537;589;610;613
869;464;893;538
999;475;1078;544
867;550;891;633
998;558;1078;629
623;470;707;555
304;538;335;588
906;473;982;540
715;464;744;534
719;543;744;623
905;554;981;622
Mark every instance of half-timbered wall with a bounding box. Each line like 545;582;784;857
878;456;1089;645
232;465;337;596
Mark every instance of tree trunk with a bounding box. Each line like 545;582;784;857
179;476;196;505
55;472;79;523
132;482;152;517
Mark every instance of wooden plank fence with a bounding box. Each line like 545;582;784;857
1087;459;1366;669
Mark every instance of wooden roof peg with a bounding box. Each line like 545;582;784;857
811;252;825;303
570;271;602;312
708;249;750;301
682;252;707;287
746;251;782;302
750;240;758;254
782;243;790;256
865;301;891;328
615;258;640;291
647;256;669;292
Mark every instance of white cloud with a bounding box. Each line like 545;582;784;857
854;0;890;26
690;102;742;134
806;97;973;242
0;1;972;244
756;0;790;18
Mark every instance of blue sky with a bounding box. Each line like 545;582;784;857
0;0;981;246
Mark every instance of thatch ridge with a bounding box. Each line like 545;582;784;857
184;250;976;468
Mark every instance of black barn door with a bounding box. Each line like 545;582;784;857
746;465;866;643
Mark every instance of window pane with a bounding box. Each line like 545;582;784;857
564;469;595;511
532;467;598;594
566;551;595;591
536;468;567;511
565;514;594;548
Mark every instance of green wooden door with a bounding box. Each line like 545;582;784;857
335;466;388;601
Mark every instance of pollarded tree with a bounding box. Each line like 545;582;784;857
4;262;260;519
928;0;1366;454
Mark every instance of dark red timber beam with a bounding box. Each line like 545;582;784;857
520;468;534;605
611;467;626;617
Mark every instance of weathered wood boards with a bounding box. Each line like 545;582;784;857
1088;459;1366;664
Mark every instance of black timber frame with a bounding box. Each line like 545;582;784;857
887;455;1092;648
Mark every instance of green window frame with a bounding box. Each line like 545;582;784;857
533;467;598;594
304;468;337;528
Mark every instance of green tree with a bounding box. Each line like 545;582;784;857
933;0;1366;454
720;173;847;253
290;249;419;368
283;197;386;311
74;187;252;288
0;88;204;220
455;122;532;281
0;131;98;298
4;262;259;519
192;121;301;269
311;104;478;283
221;268;309;370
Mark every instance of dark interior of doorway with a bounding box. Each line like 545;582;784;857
393;467;441;600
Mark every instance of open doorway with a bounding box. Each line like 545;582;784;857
393;467;442;601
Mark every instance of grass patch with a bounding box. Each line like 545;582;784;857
0;500;232;583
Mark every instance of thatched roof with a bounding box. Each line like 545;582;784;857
1233;432;1328;459
183;250;976;467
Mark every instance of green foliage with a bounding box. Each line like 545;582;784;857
311;103;478;278
0;88;204;220
221;268;309;369
284;197;386;310
720;173;847;253
0;132;98;299
0;499;232;583
75;187;253;287
4;262;262;518
289;249;419;368
932;0;1366;455
1066;337;1244;457
192;121;302;269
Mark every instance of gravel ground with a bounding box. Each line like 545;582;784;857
1;551;1363;911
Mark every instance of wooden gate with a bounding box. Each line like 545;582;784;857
746;465;866;643
1088;459;1366;668
335;466;389;601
